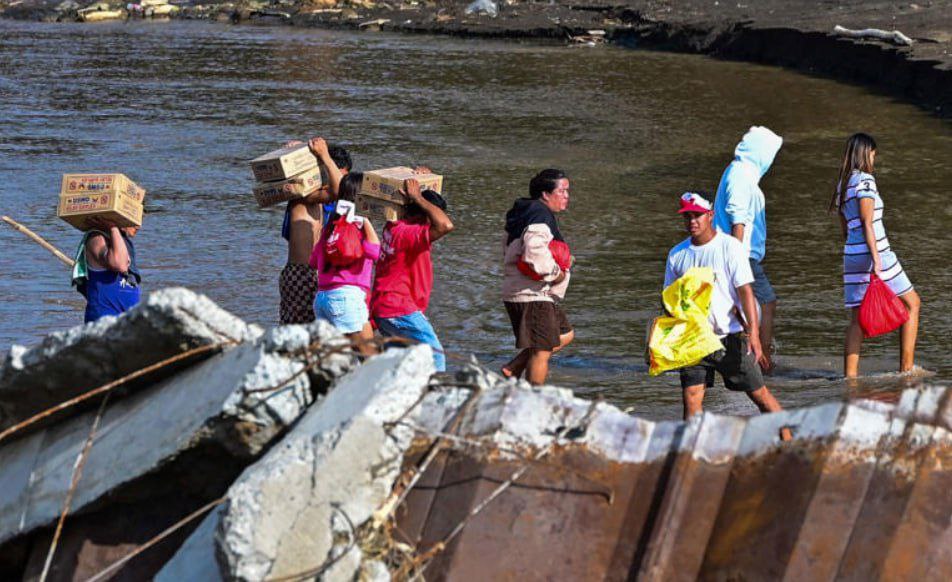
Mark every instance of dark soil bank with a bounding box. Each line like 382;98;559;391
6;0;950;117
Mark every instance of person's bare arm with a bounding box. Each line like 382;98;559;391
85;221;130;272
731;223;745;242
402;178;454;242
308;137;343;197
737;283;765;366
362;217;379;245
838;213;847;240
859;197;882;276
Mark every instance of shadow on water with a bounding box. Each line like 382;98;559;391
0;20;949;419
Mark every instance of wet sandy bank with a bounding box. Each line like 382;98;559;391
4;1;951;116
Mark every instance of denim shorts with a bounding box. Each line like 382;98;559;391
314;286;368;334
375;311;446;372
749;259;777;304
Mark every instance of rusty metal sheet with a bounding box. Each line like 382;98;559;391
880;427;952;579
834;421;935;579
393;441;452;548
782;406;890;580
410;446;651;581
637;414;747;582
20;493;206;582
697;404;843;580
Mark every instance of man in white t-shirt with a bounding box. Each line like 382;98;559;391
664;192;786;421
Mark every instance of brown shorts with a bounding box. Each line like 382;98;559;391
279;263;318;324
504;301;572;351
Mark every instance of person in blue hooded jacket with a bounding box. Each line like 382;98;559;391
712;126;783;373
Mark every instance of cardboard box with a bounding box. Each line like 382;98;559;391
356;193;405;224
250;145;318;182
58;190;144;230
361;167;443;205
60;173;146;203
253;166;324;208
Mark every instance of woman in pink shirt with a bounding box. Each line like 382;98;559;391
310;173;380;354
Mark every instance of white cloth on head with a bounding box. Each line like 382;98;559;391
712;126;783;262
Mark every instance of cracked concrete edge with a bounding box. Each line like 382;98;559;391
158;346;434;581
0;319;353;548
0;287;264;430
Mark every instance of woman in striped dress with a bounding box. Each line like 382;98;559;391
832;133;920;378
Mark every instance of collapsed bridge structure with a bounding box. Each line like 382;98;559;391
0;288;949;580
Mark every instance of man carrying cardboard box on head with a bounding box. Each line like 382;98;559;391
371;178;454;371
71;218;142;323
278;137;344;325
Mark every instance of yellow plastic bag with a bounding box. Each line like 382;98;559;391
646;266;724;376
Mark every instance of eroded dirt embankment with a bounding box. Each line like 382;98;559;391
3;0;951;116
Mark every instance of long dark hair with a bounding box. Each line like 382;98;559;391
831;133;876;213
324;172;363;237
320;172;364;273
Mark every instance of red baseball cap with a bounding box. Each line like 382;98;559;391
678;192;713;214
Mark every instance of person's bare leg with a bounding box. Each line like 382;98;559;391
747;385;791;440
844;307;864;378
554;330;574;354
759;300;777;373
347;323;377;357
748;386;783;413
682;384;705;420
898;290;920;373
505;331;572;379
503;349;531;378
525;349;552;385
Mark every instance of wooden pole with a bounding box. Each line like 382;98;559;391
1;215;75;268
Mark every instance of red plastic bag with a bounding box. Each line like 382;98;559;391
859;274;909;338
517;240;571;281
324;217;364;267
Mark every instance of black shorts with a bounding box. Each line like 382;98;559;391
679;333;765;393
504;300;572;351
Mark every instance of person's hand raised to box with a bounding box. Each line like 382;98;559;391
307;137;343;198
308;137;329;159
401;178;423;203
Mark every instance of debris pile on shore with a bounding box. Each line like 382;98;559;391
0;286;949;579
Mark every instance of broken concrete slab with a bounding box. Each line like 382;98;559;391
154;505;224;582
0;319;354;580
0;287;262;432
192;344;435;581
3;309;947;582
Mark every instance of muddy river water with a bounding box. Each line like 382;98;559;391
1;20;950;419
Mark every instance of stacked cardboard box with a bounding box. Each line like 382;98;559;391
250;145;324;208
357;167;443;224
57;173;146;231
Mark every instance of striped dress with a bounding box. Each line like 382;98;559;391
841;171;913;308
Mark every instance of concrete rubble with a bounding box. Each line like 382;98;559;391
0;288;356;580
0;287;262;432
0;287;949;580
